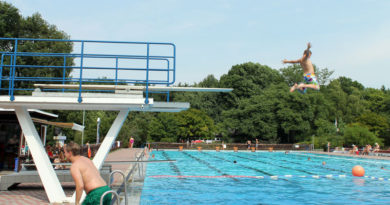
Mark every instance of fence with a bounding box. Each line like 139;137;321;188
150;142;310;151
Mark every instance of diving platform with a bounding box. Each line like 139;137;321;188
0;37;232;204
0;93;190;112
34;83;233;92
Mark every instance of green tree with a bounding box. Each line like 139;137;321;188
280;64;303;86
355;112;389;144
149;112;179;142
337;76;364;95
0;2;73;94
363;88;387;113
219;62;283;108
314;118;337;137
343;124;383;147
324;79;366;124
176;108;216;140
0;1;21;40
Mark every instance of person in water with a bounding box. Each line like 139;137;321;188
283;42;320;94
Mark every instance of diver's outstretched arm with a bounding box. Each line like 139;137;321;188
283;59;301;64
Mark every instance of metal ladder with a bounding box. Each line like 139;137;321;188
101;170;128;205
100;190;120;205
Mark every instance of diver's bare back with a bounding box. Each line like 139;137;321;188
72;156;107;193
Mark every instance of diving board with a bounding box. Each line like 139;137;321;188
0;37;233;204
34;84;233;92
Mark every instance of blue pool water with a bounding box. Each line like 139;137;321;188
140;151;390;204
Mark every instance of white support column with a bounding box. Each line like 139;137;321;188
72;109;129;202
14;107;66;203
92;109;129;169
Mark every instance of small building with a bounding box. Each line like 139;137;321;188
0;108;83;171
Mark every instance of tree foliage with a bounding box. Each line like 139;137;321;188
0;2;73;94
3;1;390;149
343;124;383;147
53;62;390;148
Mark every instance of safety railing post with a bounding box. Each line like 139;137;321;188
137;151;145;178
78;41;85;103
62;55;66;93
166;59;170;102
138;161;141;178
115;57;119;86
109;170;127;205
7;55;12;97
9;39;18;101
172;43;176;84
0;54;4;90
144;43;150;104
166;59;170;86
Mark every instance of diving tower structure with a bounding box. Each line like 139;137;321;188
0;38;232;203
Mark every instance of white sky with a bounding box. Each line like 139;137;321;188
5;0;390;88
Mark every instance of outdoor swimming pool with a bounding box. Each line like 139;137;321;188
140;151;390;204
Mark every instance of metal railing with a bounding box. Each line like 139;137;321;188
0;38;176;104
100;190;120;205
149;142;311;150
135;150;146;181
109;170;128;205
110;150;146;204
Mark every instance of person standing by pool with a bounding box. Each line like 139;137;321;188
129;136;134;149
367;144;372;153
283;42;320;93
374;143;380;152
247;140;251;150
64;142;111;205
255;139;259;150
222;141;226;150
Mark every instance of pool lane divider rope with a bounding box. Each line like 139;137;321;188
200;151;273;176
243;151;348;174
161;151;183;177
180;151;229;176
226;152;316;175
149;174;390;181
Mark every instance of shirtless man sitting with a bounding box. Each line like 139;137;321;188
64;142;111;205
283;42;320;93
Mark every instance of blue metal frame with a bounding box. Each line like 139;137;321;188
0;38;176;104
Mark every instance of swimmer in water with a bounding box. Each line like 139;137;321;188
381;166;389;171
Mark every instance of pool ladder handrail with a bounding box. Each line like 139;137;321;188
133;151;145;183
100;190;120;205
108;170;128;205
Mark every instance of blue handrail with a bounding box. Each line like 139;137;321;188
0;38;176;104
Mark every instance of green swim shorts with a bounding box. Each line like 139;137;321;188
82;186;112;205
